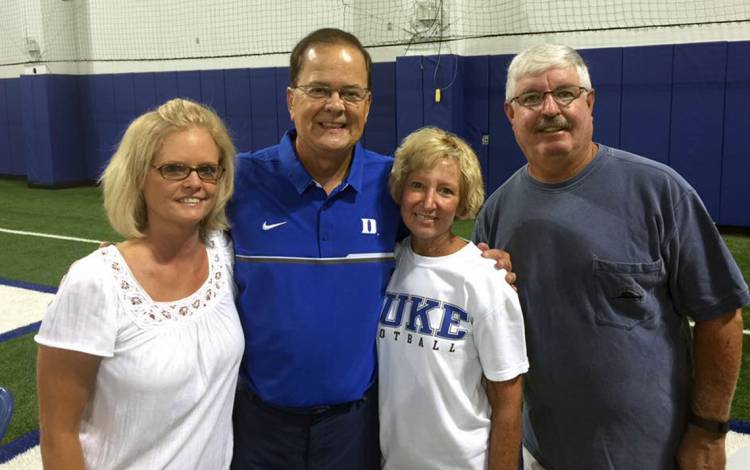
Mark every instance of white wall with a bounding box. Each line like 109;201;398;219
1;0;749;78
0;1;42;69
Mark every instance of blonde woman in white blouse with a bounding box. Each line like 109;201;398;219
35;98;244;469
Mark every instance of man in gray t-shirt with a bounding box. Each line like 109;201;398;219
474;44;748;470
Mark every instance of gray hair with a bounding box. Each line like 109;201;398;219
505;44;592;102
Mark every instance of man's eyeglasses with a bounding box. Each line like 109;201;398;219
293;84;370;103
151;163;224;182
510;86;589;109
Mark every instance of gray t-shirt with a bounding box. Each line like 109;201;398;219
473;144;749;470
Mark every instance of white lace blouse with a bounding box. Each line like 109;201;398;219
35;231;244;469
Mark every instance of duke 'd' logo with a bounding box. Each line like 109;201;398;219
361;218;377;235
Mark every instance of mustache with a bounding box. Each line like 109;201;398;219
535;116;571;132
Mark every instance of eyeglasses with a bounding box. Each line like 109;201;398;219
510;86;589;109
151;163;224;182
292;84;370;103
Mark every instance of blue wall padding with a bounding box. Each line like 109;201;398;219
422;55;463;132
133;72;161;116
200;70;226;117
132;72;157;114
395;56;424;143
113;73;136;133
224;68;252;153
0;80;7;170
48;76;86;183
581;47;622;148
0;81;7;125
79;74;114;180
670;42;727;219
4;79;25;176
21;75;86;185
0;80;14;175
363;61;396;156
621;45;673;165
84;74;118;179
3;40;749;228
275;67;291;143
462;56;491;190
19;77;41;181
395;55;466;149
0;80;9;175
487;54;525;193
720;41;750;227
249;68;279;150
154;71;179;104
21;75;51;184
176;71;201;103
0;131;10;176
77;75;95;179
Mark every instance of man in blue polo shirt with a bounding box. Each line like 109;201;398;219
228;28;512;469
229;27;393;470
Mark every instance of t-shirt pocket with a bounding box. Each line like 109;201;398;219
592;256;666;330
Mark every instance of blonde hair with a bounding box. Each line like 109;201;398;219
389;127;485;219
100;98;236;239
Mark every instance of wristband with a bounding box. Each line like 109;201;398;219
688;411;729;434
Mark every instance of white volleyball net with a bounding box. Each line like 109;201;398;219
1;0;748;65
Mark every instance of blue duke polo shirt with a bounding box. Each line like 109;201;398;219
229;129;401;407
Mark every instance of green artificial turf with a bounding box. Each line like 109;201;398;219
0;179;119;242
0;333;38;445
452;219;474;240
0;179;120;286
0;232;99;287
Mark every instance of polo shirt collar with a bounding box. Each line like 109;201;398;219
278;129;365;195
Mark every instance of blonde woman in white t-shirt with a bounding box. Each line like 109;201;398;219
378;127;529;470
35;98;244;469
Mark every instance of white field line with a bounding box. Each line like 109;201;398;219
0;227;101;244
0;445;41;470
0;285;53;334
727;431;750;459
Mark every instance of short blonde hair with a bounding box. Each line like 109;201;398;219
389;127;484;220
100;98;236;239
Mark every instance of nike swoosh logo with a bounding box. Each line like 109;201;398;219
262;221;288;231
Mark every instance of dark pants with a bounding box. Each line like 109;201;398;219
231;384;380;470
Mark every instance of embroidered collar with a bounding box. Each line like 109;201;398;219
104;237;227;327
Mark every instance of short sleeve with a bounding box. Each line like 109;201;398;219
209;230;236;296
471;207;488;245
34;250;118;357
665;190;750;321
472;268;529;382
207;230;232;263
